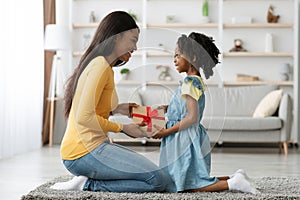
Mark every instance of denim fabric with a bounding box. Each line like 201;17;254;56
63;141;167;192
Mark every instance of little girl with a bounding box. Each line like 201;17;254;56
152;32;258;194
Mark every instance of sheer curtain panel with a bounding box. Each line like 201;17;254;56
0;0;44;159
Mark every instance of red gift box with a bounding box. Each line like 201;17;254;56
132;106;165;135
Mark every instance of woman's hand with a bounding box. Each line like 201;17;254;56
122;123;147;138
156;105;168;113
112;103;139;117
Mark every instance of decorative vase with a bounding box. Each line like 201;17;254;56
201;16;210;23
201;0;210;23
265;33;273;52
202;0;208;17
121;74;129;80
279;63;291;81
279;73;289;81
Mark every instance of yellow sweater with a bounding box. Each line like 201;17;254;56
61;56;122;160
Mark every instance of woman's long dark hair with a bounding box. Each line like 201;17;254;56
64;11;139;118
177;32;220;79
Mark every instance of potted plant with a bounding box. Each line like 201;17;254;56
128;10;138;21
201;0;210;23
120;68;130;80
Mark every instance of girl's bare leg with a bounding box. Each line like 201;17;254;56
217;176;230;180
187;173;258;194
216;169;251;181
188;180;229;192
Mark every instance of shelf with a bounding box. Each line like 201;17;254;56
116;80;293;87
72;51;83;57
116;80;180;86
74;51;293;58
223;23;293;28
206;81;293;87
110;138;161;143
225;81;293;86
46;97;64;101
73;51;143;57
73;22;142;29
116;80;141;85
73;51;172;57
147;23;218;28
146;81;180;86
223;52;293;57
73;23;293;29
73;23;98;28
146;52;173;57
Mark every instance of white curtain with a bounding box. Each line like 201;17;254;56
0;0;44;159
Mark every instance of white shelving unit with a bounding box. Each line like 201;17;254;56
206;80;293;87
70;0;297;83
147;23;219;28
223;23;293;28
68;0;299;144
222;52;293;57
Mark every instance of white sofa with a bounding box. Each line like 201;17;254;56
202;85;292;155
109;84;292;155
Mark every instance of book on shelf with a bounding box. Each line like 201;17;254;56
236;74;259;82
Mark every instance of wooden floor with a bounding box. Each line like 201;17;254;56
0;144;299;200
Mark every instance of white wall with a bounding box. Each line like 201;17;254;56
0;0;44;159
295;0;300;144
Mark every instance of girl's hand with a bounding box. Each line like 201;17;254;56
151;125;167;139
113;103;139;117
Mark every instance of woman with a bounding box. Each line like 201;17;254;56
50;11;167;192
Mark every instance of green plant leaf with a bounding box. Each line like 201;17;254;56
120;68;130;74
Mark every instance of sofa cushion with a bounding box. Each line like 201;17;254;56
253;89;283;118
138;85;174;106
109;114;133;124
202;116;282;131
115;87;143;105
204;85;278;117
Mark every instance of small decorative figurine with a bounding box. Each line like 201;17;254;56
229;39;247;52
267;5;280;23
166;15;177;23
156;65;172;81
89;11;97;23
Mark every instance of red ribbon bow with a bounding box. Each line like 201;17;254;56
132;106;164;132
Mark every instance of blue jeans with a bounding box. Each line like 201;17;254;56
63;141;167;192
